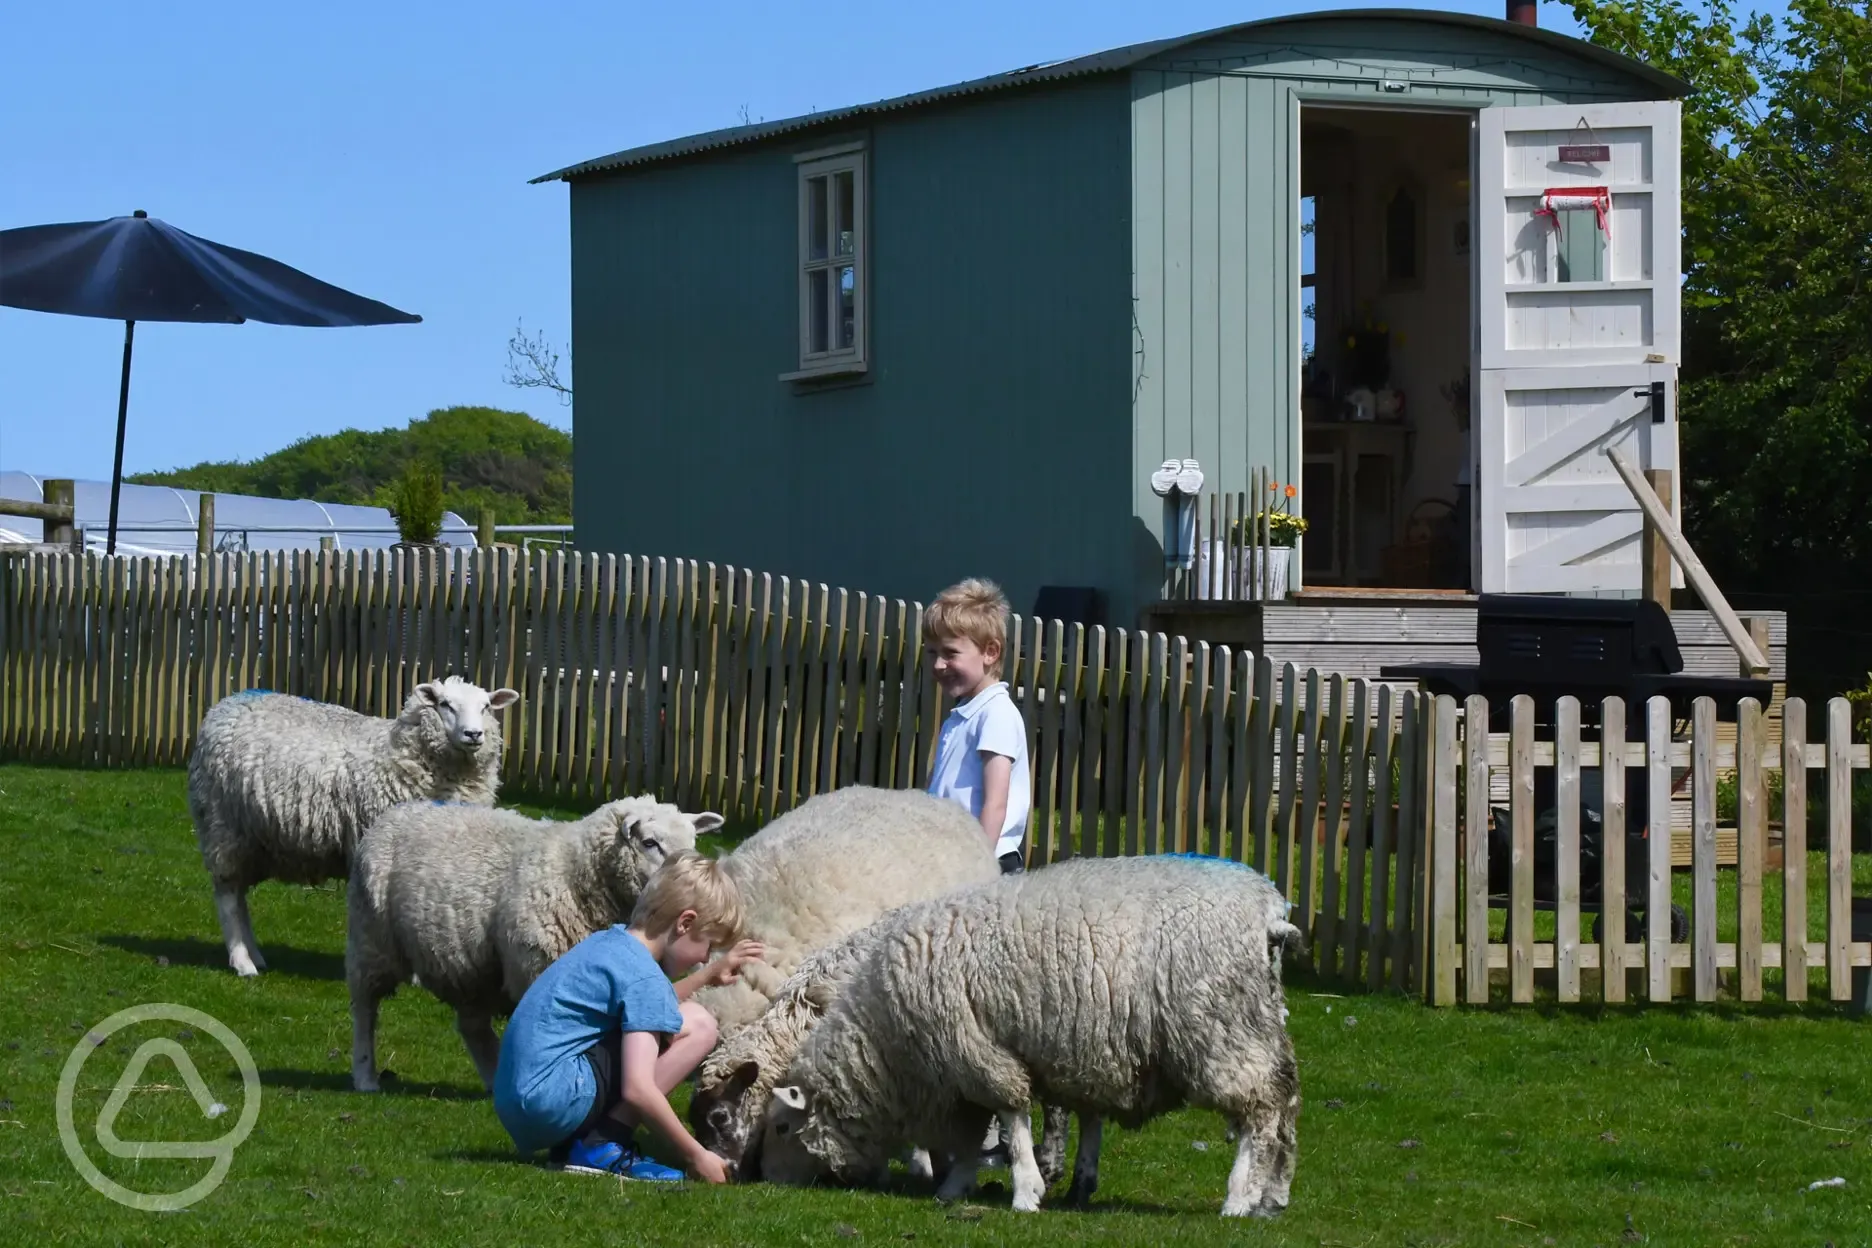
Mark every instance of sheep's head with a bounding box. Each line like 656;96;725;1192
754;1084;864;1187
593;797;721;905
406;677;519;755
691;1056;764;1168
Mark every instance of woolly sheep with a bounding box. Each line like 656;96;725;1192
756;854;1303;1218
189;677;519;977
693;786;1002;1031
345;795;720;1091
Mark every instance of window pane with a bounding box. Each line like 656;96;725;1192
809;268;830;354
837;264;855;349
834;171;855;257
807;176;828;262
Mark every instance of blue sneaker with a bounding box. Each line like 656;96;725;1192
561;1136;685;1182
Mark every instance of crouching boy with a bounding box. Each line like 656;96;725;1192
493;849;763;1182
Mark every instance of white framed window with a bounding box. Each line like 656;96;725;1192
786;143;867;379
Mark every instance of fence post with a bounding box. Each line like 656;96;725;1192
42;478;75;549
478;509;498;549
197;493;215;557
1429;694;1459;1006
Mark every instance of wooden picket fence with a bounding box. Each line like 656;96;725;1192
4;547;1862;1006
1415;692;1870;1006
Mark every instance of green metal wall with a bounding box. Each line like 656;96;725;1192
1127;16;1661;602
569;77;1134;624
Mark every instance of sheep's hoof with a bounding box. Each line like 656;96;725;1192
1222;1197;1277;1219
1064;1178;1097;1207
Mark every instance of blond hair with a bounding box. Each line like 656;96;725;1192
629;849;745;946
922;578;1010;678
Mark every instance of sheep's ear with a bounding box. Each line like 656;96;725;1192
727;1060;760;1091
801;976;839;1013
413;681;443;706
694;811;725;836
487;688;520;712
772;1084;808;1112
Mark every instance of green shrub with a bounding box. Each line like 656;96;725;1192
382;458;445;545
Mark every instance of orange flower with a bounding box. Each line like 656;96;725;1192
1285;484;1297;498
1269;481;1279;492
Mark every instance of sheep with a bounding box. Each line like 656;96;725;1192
189;677;519;977
693;786;1002;1031
755;854;1303;1218
345;795;720;1092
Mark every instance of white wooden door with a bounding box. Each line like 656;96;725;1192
1474;100;1682;594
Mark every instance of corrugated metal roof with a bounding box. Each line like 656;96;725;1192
531;9;1686;184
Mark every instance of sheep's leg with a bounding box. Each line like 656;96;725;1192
1065;1114;1102;1207
1221;1114;1268;1218
1035;1103;1068;1189
906;1148;934;1182
214;883;263;977
457;1012;501;1091
1257;1092;1299;1217
350;983;384;1092
1002;1108;1045;1213
934;1158;976;1204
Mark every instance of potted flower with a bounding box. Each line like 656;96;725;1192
1199;482;1308;599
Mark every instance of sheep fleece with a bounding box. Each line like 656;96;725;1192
190;689;504;889
772;854;1297;1178
696;786;1000;1029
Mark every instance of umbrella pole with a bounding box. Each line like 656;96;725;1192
106;319;136;556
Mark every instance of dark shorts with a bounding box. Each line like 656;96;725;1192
567;1030;626;1143
998;851;1026;875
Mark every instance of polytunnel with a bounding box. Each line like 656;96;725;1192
0;471;475;556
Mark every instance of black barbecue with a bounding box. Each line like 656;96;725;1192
1381;595;1775;943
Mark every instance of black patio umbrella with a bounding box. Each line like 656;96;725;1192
0;210;420;553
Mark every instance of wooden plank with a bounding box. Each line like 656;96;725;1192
876;598;906;790
1276;662;1301;897
893;604;923;798
1222;649;1250;866
1054;623;1084;865
1555;696;1583;1002
1462;694;1490;1003
1079;626;1107;860
1827;697;1852;1001
857;596;886;788
1509;694;1536;1004
1164;636;1189;856
1102;629;1130;858
804;585;835;799
1430;695;1460;1005
757;574;789;823
1692;697;1719;1001
1646;695;1675;1003
1247;656;1276;873
1316;675;1348;976
1782;697;1808;1002
1735;697;1764;1002
1342;679;1374;981
1601;696;1629;1003
1141;634;1167;856
837;592;869;791
1484;939;1872;972
1390;690;1421;993
1205;647;1233;861
1036;621;1066;865
1367;685;1398;993
1182;642;1210;857
1123;631;1146;857
1297;666;1324;935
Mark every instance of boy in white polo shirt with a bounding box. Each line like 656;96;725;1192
923;578;1031;874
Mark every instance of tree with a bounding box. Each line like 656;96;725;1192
1568;0;1872;697
504;320;572;405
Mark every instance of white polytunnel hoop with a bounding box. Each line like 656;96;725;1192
0;471;476;556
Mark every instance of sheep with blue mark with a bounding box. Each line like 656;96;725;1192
188;677;519;977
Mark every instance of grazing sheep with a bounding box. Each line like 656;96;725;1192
189;677;519;977
756;854;1302;1218
694;786;1001;1031
345;795;720;1091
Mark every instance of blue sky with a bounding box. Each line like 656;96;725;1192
2;0;1613;482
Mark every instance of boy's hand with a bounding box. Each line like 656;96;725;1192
706;939;767;988
689;1148;731;1185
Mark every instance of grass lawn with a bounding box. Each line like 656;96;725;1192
2;763;1870;1246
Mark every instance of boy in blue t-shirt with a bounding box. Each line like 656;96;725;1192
493;849;763;1183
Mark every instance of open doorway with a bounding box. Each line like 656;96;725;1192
1300;105;1474;590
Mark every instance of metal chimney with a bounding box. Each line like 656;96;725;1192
1507;0;1538;25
